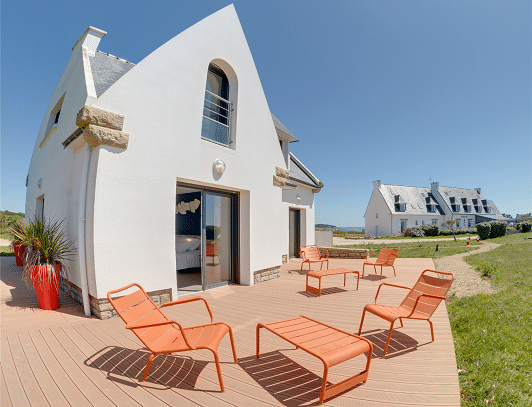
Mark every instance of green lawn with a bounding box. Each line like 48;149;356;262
448;232;532;406
336;239;481;258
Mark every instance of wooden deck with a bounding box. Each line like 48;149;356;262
1;256;460;406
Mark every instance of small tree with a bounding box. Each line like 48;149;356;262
443;220;457;242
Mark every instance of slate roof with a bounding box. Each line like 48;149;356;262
289;153;321;189
89;50;135;98
436;185;485;215
271;114;298;142
379;184;444;215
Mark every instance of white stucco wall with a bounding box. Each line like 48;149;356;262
364;189;392;237
83;6;295;298
25;45;93;289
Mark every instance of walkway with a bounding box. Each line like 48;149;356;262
1;256;460;406
333;236;477;246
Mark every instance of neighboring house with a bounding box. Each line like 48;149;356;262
364;180;508;237
25;6;322;318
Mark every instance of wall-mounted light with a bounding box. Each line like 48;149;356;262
296;195;301;203
38;178;43;189
213;159;226;175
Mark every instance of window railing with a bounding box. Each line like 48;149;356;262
202;90;232;146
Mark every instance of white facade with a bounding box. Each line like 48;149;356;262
364;180;503;237
26;6;321;310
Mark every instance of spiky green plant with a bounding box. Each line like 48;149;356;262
10;217;76;288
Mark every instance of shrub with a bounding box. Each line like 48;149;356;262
476;222;491;240
411;226;425;237
520;221;531;233
489;220;507;238
404;227;412;237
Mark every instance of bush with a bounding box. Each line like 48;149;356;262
476;222;491;240
439;227;476;236
520;221;531;233
489;220;507;238
410;224;439;238
411;226;425;237
404;228;412;237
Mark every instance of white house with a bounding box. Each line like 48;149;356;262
364;180;505;237
25;5;322;318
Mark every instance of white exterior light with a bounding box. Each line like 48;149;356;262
213;159;226;175
296;195;301;203
38;178;43;189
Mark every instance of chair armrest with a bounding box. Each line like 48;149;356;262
320;249;329;259
159;296;214;323
405;294;448;318
374;282;411;302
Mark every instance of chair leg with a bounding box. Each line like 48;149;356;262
319;364;329;404
399;318;403;327
379;266;383;280
358;308;367;335
362;263;365;277
428;319;435;341
320;261;323;270
228;326;238;363
392;265;396;277
301;261;304;271
382;320;395;356
211;350;225;392
141;353;156;381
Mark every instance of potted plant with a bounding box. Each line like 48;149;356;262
10;217;75;310
10;220;28;266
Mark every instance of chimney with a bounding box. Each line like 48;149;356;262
72;26;107;57
373;180;381;190
431;182;439;195
475;188;481;194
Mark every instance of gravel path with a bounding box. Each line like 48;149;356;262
333;236;477;246
433;241;500;298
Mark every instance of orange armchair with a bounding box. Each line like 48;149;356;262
107;283;237;391
358;269;454;356
299;245;329;271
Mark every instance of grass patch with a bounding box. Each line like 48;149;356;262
0;246;14;256
335;240;481;258
448;232;532;406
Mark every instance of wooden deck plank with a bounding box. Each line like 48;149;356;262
1;257;460;406
1;333;31;407
68;323;171;407
0;364;14;407
28;330;93;407
16;331;70;407
52;327;142;407
39;328;117;407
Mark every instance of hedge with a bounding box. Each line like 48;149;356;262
520;221;532;233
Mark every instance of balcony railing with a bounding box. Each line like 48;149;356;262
202;90;232;146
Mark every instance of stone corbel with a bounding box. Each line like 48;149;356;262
274;166;289;187
75;105;129;150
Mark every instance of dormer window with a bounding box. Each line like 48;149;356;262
54;109;61;124
201;64;232;146
40;93;65;148
394;195;406;212
464;205;471;213
451;204;460;212
475;205;482;213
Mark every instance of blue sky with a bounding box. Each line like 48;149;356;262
2;0;530;226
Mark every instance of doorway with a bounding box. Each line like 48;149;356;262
289;208;301;258
176;183;238;295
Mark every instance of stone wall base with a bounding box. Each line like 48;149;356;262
319;247;368;259
61;279;172;319
253;265;281;284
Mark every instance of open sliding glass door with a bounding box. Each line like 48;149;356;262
201;191;237;289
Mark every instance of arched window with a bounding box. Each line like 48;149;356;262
201;64;232;146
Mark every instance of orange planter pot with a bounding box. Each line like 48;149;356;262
14;243;26;266
32;264;61;310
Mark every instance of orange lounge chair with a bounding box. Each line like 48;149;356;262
300;245;329;271
362;246;399;279
358;269;454;356
107;283;237;391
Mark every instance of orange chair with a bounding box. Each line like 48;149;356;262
299;245;329;271
358;269;454;355
107;283;237;391
362;246;399;279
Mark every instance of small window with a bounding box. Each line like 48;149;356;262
422;220;425;225
415;220;418;226
468;219;472;228
201;64;232;146
432;219;438;225
376;213;378;219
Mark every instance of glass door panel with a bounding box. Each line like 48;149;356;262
289;209;300;258
203;192;233;289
